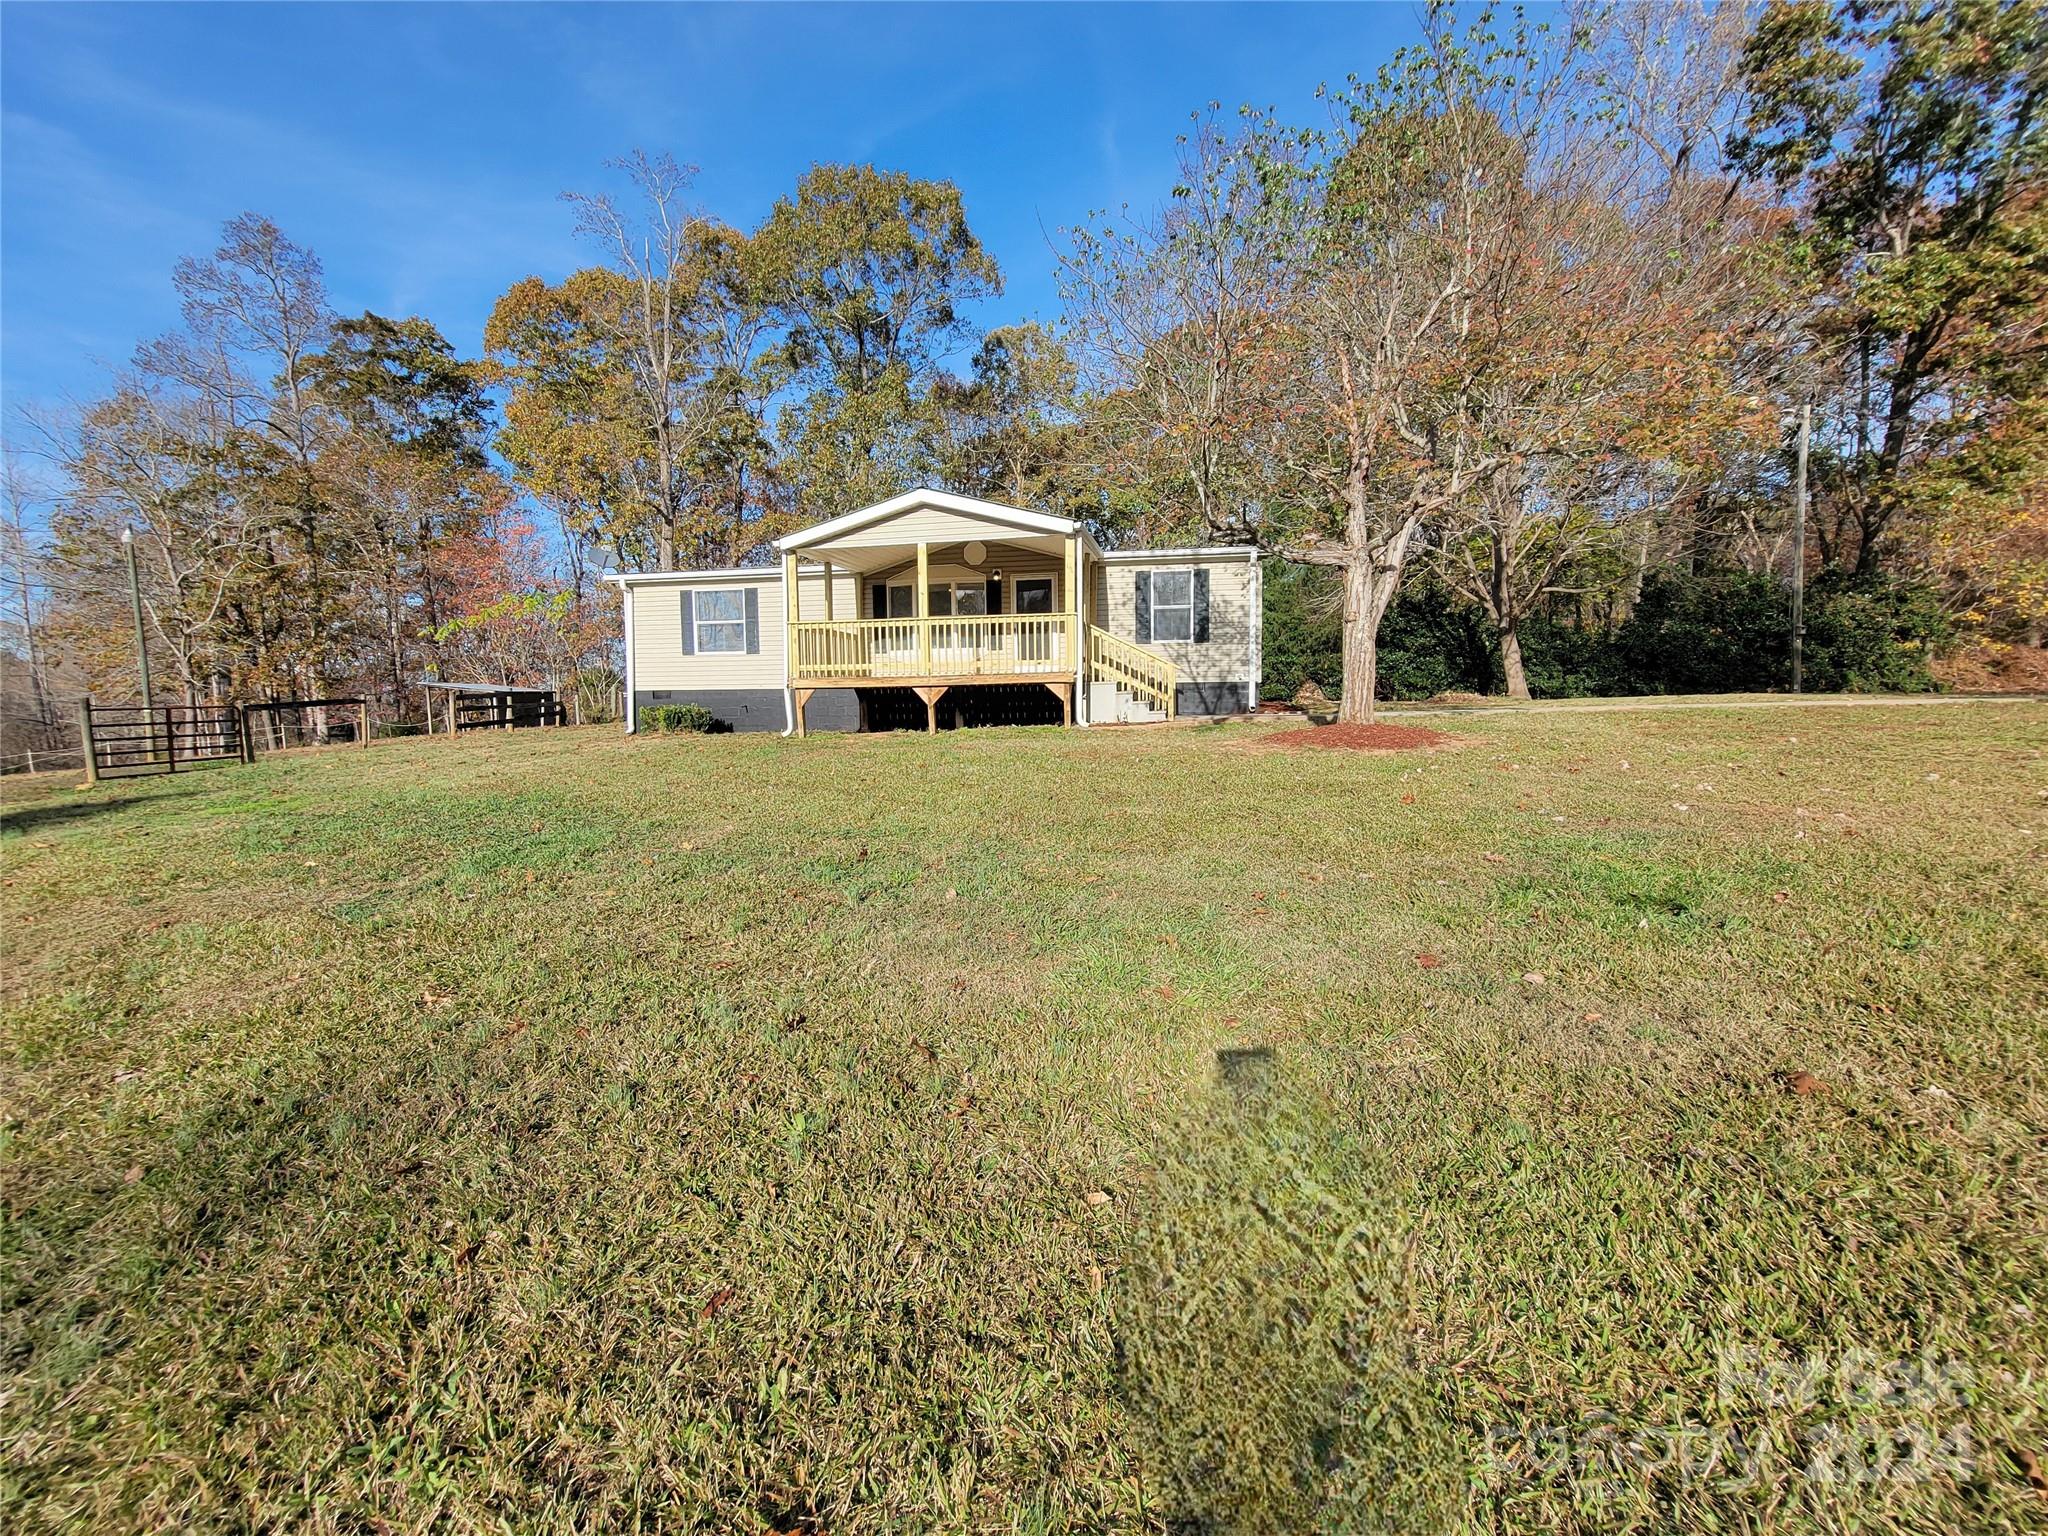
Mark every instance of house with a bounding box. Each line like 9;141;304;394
602;489;1262;735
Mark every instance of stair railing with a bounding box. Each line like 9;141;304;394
1087;626;1177;718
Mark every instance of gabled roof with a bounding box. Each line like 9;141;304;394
772;488;1087;553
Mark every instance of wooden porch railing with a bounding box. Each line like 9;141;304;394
791;614;1075;680
1087;626;1177;717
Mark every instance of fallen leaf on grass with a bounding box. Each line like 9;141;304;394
123;1165;144;1184
1582;1011;1604;1023
1521;972;1546;985
1415;953;1442;970
1083;1190;1112;1207
1772;890;1790;904
2009;1445;2048;1500
1400;793;1417;805
1155;985;1177;1001
1482;853;1506;865
702;1286;736;1320
420;990;455;1011
1783;1070;1827;1096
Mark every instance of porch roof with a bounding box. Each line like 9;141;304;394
772;488;1104;566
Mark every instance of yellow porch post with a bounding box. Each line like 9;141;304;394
916;541;931;675
783;550;798;684
822;559;833;621
1064;534;1080;670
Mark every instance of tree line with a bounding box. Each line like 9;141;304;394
5;0;2041;746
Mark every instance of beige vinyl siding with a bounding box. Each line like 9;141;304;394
821;506;1044;551
791;567;859;623
630;567;857;692
1096;553;1254;684
632;577;783;691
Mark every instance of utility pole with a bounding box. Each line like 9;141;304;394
1791;401;1810;694
121;525;160;762
121;525;152;706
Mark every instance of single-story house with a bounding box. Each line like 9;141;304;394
602;488;1262;734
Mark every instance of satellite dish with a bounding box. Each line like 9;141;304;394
964;541;987;566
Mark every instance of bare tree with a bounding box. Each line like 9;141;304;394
1059;117;1297;544
563;151;719;571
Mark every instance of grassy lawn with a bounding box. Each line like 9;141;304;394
3;705;2044;1533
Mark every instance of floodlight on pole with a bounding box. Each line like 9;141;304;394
121;525;153;708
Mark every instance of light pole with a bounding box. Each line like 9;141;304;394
121;525;153;706
1791;402;1810;694
121;525;161;762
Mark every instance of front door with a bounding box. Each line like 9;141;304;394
1015;578;1054;662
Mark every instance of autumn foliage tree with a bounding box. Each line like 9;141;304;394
39;215;527;718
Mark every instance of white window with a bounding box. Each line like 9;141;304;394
695;588;746;653
1150;570;1193;642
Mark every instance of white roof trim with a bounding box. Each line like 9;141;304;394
772;488;1081;552
602;564;797;587
1099;545;1260;561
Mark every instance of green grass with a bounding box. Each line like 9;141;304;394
3;706;2044;1533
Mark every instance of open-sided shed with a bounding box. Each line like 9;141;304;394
421;682;565;735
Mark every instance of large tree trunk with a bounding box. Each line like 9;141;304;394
1500;625;1531;701
1339;561;1379;724
1338;560;1409;725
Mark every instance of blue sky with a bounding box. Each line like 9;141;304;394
2;2;1428;415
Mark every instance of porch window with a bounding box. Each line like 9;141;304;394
890;581;987;617
1149;570;1194;642
695;589;747;652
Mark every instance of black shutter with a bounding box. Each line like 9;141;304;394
871;582;887;619
1133;570;1152;643
1193;569;1211;642
985;575;1002;614
743;587;760;654
679;590;695;655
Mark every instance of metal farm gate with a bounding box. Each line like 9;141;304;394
75;697;370;782
77;702;244;781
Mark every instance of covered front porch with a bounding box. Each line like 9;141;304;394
775;490;1173;734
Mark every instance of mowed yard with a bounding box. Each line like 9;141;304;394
2;704;2044;1534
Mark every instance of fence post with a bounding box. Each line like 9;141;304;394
78;698;98;785
360;699;370;749
164;704;178;773
237;705;253;765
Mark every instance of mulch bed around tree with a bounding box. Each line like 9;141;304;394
1261;722;1456;751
